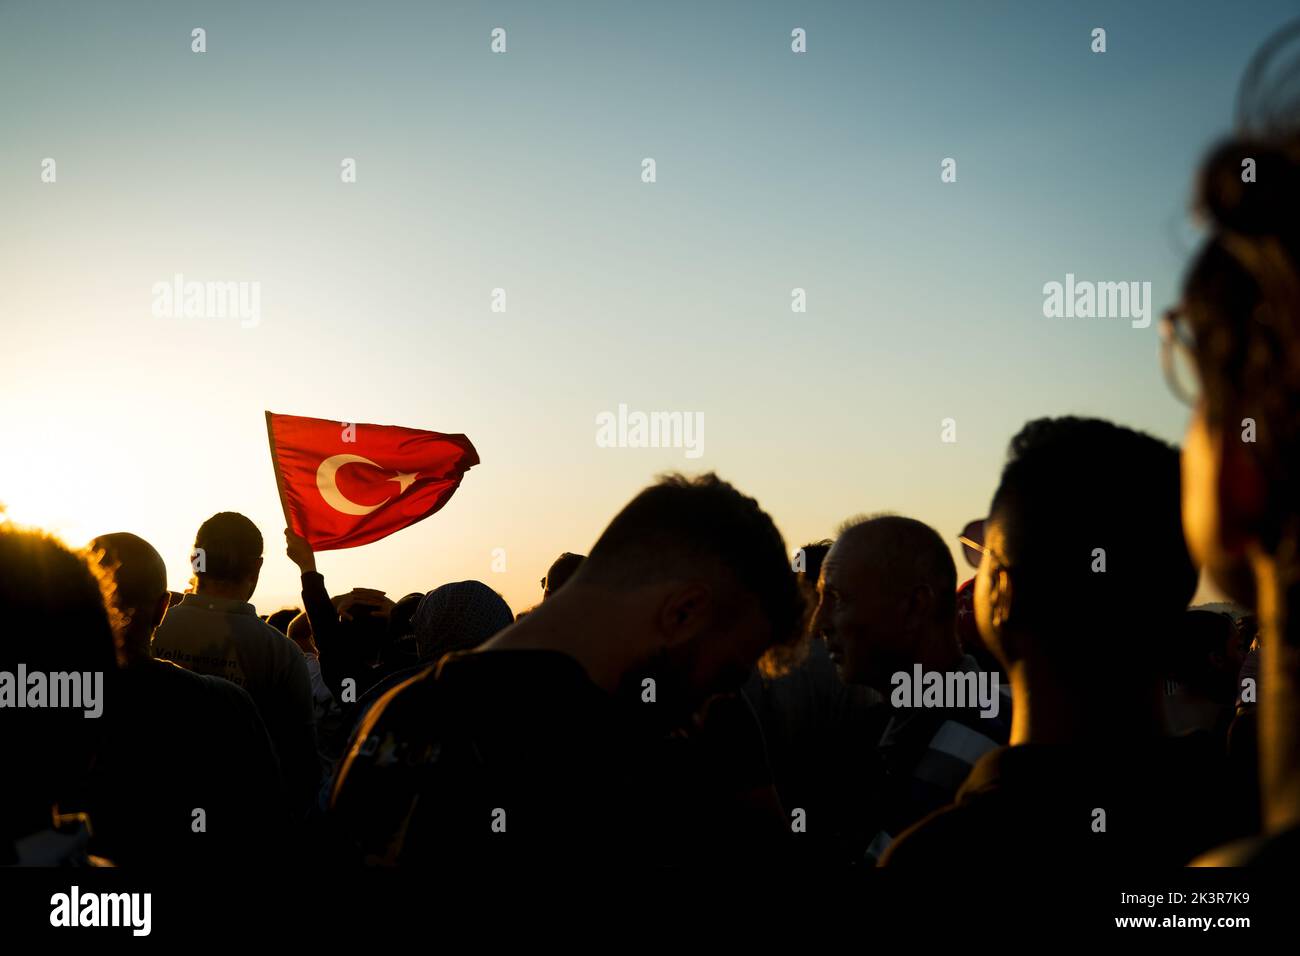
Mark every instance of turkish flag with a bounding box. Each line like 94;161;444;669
265;411;479;551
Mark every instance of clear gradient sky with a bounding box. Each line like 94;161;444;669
2;1;1294;614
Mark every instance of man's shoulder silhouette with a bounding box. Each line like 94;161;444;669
329;648;624;865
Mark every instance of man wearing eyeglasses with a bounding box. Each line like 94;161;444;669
883;416;1241;866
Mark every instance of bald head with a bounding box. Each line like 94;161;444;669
91;532;169;661
816;514;959;690
831;515;957;624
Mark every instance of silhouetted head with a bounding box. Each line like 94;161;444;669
286;611;315;655
265;607;299;635
192;512;263;602
0;526;117;840
389;592;424;640
414;581;514;661
542;552;585;600
795;540;832;606
1168;608;1247;702
975;417;1196;689
89;532;169;664
331;589;393;666
814;515;956;691
571;472;806;710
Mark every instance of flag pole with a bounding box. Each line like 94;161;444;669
264;411;294;533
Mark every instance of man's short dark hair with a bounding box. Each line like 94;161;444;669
193;512;263;582
544;552;585;596
265;607;300;635
796;540;833;593
582;473;805;653
990;417;1196;641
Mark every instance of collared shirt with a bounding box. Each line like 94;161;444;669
154;593;287;690
865;654;1013;863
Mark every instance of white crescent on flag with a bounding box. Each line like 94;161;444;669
315;454;419;516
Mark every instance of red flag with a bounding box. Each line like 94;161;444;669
265;411;479;551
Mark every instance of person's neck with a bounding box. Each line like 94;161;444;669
123;630;153;665
917;630;964;673
1253;547;1300;834
1007;656;1167;747
483;586;640;695
195;580;251;603
875;632;964;702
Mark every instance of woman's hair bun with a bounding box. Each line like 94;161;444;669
1197;137;1300;235
1197;20;1300;235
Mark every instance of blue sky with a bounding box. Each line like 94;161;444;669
2;0;1293;611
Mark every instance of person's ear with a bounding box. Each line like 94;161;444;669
1217;429;1268;550
987;567;1020;661
655;582;711;648
149;590;170;632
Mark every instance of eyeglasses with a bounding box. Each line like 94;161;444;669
957;518;986;569
958;517;1017;571
1159;308;1201;407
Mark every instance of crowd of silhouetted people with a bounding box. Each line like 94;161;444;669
6;37;1300;871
